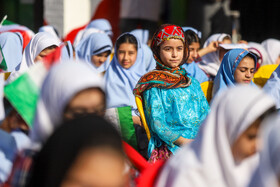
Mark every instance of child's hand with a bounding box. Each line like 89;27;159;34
132;116;142;126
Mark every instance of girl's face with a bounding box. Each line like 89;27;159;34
231;119;261;163
60;148;127;187
234;56;255;84
91;51;110;68
64;88;105;120
275;56;280;64
187;42;200;64
159;39;184;68
34;47;56;62
117;43;137;69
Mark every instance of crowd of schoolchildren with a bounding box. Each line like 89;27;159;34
0;15;280;187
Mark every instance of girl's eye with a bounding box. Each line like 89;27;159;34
118;51;125;55
129;52;135;55
164;47;171;51
247;134;256;140
177;47;183;51
239;68;246;72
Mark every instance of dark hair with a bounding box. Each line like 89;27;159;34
222;35;231;42
116;33;138;51
27;115;124;187
184;30;200;46
43;45;58;51
259;106;277;121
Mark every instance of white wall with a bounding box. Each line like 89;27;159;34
44;0;102;37
64;0;91;36
44;0;64;37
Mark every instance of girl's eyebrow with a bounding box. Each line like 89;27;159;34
237;67;255;71
163;45;184;48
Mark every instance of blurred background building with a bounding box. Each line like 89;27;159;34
1;0;280;43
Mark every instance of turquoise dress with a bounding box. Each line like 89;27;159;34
143;76;210;156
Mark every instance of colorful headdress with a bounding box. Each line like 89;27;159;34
151;24;187;64
152;24;185;47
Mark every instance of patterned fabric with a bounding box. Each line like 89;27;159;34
3;149;36;187
152;25;185;47
148;144;172;164
133;61;191;98
143;77;210;157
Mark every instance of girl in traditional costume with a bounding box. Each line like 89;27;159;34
134;24;209;162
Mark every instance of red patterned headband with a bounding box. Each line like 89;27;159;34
153;25;185;46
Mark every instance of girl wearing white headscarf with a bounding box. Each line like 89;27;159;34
76;33;113;74
156;85;276;187
198;33;231;78
19;32;60;72
8;32;60;82
105;33;155;116
248;114;280;187
261;39;280;64
3;61;106;186
30;60;105;145
74;19;113;47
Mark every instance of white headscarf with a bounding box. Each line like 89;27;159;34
104;33;155;112
248;114;280;187
198;33;231;76
261;39;280;64
73;28;104;47
263;65;280;109
18;32;60;72
248;42;269;66
30;60;105;144
130;29;149;44
73;19;112;47
6;32;61;83
156;85;276;187
38;25;61;41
